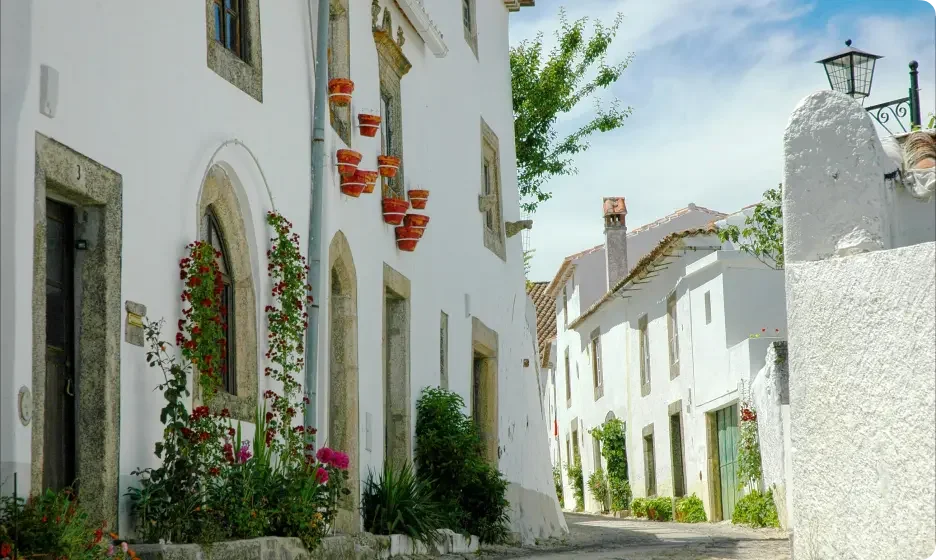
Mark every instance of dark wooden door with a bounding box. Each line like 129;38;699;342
670;412;686;497
44;199;76;492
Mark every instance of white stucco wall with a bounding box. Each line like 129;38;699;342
749;342;790;530
785;243;935;560
0;0;563;540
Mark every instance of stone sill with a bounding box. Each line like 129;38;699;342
133;530;480;560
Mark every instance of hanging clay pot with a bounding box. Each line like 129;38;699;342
382;198;410;225
395;226;420;252
377;155;401;178
340;175;365;197
328;78;354;106
407;189;429;210
355;170;379;194
336;149;362;177
403;213;430;238
358;113;382;138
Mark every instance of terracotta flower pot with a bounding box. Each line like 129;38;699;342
395;226;420;252
328;78;354;106
336;149;362;178
404;213;430;229
407;189;429;210
382;198;410;225
353;170;379;194
377;155;401;178
358;113;382;137
340;175;365;198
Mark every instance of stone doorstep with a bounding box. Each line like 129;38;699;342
132;531;480;560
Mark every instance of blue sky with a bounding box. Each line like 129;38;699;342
511;0;936;281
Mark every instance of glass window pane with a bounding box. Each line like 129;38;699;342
46;219;63;283
213;4;222;41
46;284;65;348
225;13;234;50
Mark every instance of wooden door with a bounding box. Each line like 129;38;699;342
670;413;686;497
716;404;740;518
44;199;76;492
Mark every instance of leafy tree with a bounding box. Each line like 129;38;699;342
589;418;630;511
511;8;633;213
718;185;784;269
523;249;535;289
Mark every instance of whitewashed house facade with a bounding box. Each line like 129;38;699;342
0;0;565;542
552;201;787;519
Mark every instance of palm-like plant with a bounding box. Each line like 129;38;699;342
361;461;443;545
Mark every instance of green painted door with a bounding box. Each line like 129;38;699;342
716;404;739;519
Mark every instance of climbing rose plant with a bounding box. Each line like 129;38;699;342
737;402;762;490
177;241;228;402
262;211;316;468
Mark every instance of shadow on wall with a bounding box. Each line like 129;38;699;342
0;0;32;495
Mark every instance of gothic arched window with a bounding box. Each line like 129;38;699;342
204;209;236;395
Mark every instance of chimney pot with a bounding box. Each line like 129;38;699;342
603;197;629;289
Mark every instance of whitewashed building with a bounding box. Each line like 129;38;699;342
550;200;786;519
0;0;565;542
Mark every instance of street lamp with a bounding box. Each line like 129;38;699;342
817;39;882;101
818;39;923;135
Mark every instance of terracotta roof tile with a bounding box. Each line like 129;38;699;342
527;281;555;368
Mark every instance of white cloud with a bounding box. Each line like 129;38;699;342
516;0;936;281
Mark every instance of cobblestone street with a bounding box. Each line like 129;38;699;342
447;513;790;560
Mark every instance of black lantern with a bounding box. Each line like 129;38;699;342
816;39;883;101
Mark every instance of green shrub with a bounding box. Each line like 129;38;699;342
362;461;444;545
587;469;609;511
631;497;648;518
674;494;707;523
415;387;510;544
647;496;673;521
732;489;780;528
565;458;585;512
552;465;565;508
608;477;632;512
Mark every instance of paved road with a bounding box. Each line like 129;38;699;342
447;513;791;560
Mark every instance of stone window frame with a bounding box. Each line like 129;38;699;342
590;327;603;400
639;314;651;397
704;290;712;325
373;1;411;199
193;165;259;423
462;0;478;58
642;423;656;497
563;346;571;407
440;311;449;390
383;263;412;468
329;0;352;146
471;317;499;464
479;118;507;261
205;0;263;102
667;291;680;379
32;133;123;528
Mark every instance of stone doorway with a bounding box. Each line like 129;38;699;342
382;264;411;468
470;317;498;464
31;133;123;527
327;231;359;533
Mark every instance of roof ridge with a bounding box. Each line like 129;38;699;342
627;204;727;236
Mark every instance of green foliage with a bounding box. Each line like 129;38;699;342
927;112;935;129
0;488;138;559
732;490;780;528
552;465;565;509
587;469;609;511
718;185;784;269
565;457;585;512
646;497;673;522
630;497;648;518
524;249;535;290
362;461;444;545
511;8;633;213
590;418;629;511
737;405;763;490
415;387;510;544
674;494;707;523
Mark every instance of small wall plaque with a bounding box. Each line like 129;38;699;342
125;300;147;346
18;386;32;426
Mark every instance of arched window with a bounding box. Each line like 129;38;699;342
204;209;236;395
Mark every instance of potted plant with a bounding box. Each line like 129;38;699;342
328;78;354;106
336;149;362;177
382;198;409;225
340;174;366;198
394;226;420;252
358;112;382;137
357;170;379;194
407;189;429;210
404;213;429;238
377;155;401;178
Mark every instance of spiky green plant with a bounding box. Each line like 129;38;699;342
362;461;444;546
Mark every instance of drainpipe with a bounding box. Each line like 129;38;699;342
305;0;329;442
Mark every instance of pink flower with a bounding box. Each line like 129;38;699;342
330;450;350;471
122;542;129;553
238;442;253;464
315;467;329;484
107;544;115;557
316;447;334;464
